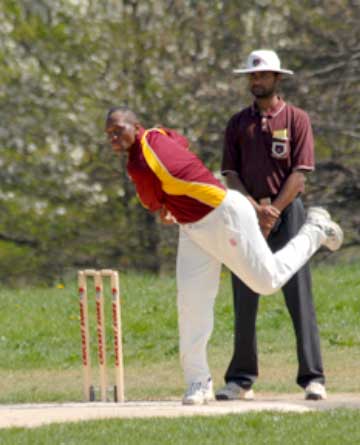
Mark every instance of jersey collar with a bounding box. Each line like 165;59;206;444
251;97;286;118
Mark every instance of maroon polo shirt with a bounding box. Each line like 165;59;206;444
221;98;315;200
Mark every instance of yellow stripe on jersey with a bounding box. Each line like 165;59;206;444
141;129;226;208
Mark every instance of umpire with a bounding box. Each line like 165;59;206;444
216;49;326;401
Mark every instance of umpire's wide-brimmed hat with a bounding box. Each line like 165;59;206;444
233;50;294;75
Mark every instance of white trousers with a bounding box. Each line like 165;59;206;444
176;190;324;384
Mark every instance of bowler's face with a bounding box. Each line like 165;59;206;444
105;112;138;154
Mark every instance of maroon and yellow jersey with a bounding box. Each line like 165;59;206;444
127;127;226;223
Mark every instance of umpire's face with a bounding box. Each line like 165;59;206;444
105;112;139;154
248;71;281;99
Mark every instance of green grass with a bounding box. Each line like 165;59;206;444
1;411;360;444
0;261;359;441
1;261;359;402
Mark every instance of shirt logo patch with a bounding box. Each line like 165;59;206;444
271;140;288;159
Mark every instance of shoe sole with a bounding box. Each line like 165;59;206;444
324;221;344;251
182;398;213;405
182;400;200;405
305;393;327;401
182;394;214;405
215;393;254;401
215;394;234;401
307;207;343;251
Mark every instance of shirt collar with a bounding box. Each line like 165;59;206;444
136;126;145;143
251;97;286;118
128;126;145;160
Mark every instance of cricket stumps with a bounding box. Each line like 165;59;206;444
78;269;124;403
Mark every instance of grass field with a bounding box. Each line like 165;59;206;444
1;410;360;445
0;260;359;442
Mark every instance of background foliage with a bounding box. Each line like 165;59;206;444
0;0;359;284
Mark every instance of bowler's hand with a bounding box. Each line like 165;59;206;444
159;207;176;225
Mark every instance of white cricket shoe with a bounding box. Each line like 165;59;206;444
182;379;214;405
306;207;343;251
215;382;254;401
305;381;327;400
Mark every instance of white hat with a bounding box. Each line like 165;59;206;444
233;50;294;75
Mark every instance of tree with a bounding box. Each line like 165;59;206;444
0;0;358;284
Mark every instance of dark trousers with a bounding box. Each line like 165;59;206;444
224;198;325;389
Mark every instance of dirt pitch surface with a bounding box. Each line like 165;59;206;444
1;394;360;429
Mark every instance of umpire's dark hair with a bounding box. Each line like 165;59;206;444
106;106;138;124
